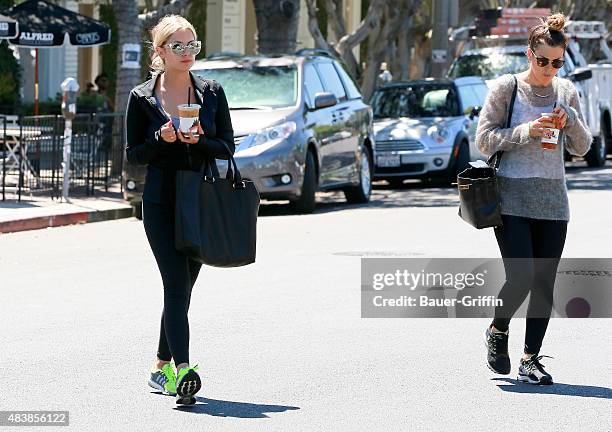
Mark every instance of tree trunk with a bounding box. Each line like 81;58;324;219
361;9;384;102
322;0;359;76
305;0;334;52
360;1;410;101
114;0;142;120
393;15;412;81
253;0;301;54
112;0;142;177
114;0;194;117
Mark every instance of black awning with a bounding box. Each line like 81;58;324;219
0;13;18;39
6;0;110;47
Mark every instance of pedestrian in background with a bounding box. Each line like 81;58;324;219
476;13;591;385
95;73;114;112
377;62;393;88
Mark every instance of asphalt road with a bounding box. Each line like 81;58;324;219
1;161;610;431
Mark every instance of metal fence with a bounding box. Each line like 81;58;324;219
1;113;124;201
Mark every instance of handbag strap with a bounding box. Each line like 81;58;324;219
487;74;518;169
201;141;246;188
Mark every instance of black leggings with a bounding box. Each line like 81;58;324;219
492;214;567;356
142;199;202;366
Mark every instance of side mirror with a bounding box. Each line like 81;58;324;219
465;105;481;120
313;92;337;110
569;69;592;82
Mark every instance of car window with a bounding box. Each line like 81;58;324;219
371;84;461;118
558;52;574;77
448;53;528;80
316;62;347;102
333;61;361;100
194;65;298;108
472;84;488;106
457;85;480;112
303;63;325;107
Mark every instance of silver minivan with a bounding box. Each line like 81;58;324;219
191;52;375;213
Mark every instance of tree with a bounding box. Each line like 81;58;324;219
252;0;301;54
0;0;20;111
112;0;191;175
305;0;423;101
114;0;192;117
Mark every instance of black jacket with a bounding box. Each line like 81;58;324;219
125;71;235;204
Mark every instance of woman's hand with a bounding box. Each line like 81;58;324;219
159;120;177;143
528;116;557;138
177;123;204;145
552;106;568;129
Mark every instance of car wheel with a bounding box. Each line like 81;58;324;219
290;149;317;214
344;143;372;204
448;141;470;185
585;125;607;167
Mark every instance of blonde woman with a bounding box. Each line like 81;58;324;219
125;15;234;404
476;13;591;385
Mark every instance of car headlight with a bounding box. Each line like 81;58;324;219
428;124;450;144
237;121;297;157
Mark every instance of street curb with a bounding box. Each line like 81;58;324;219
0;206;134;234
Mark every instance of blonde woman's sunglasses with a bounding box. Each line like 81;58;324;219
164;40;202;56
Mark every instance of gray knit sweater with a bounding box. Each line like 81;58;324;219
475;73;592;221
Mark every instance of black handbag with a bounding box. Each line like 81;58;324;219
174;142;260;267
457;75;517;229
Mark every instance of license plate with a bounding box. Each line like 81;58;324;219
377;155;400;167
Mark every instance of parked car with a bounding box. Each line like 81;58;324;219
370;77;488;186
123;50;375;216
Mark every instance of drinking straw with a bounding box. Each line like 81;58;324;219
188;86;191;106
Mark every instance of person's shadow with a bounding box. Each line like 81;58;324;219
151;391;299;417
492;378;612;399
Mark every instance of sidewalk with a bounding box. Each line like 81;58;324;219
0;185;134;234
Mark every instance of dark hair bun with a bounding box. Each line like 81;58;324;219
547;13;566;32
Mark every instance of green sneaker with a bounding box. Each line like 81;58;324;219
175;364;201;405
148;362;177;395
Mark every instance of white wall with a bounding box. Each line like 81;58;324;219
206;0;246;56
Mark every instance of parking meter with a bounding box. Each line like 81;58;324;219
60;77;79;201
60;77;79;120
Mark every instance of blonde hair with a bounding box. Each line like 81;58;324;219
150;15;197;72
528;13;569;51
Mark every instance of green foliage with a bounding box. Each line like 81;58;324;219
76;92;106;112
20;93;62;116
0;41;21;107
188;0;207;45
0;0;20;108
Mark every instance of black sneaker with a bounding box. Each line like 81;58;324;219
175;365;202;405
518;355;554;385
484;325;511;374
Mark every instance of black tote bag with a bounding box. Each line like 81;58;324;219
457;75;517;229
174;142;260;267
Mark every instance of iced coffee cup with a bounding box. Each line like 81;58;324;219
177;104;200;138
540;112;560;150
